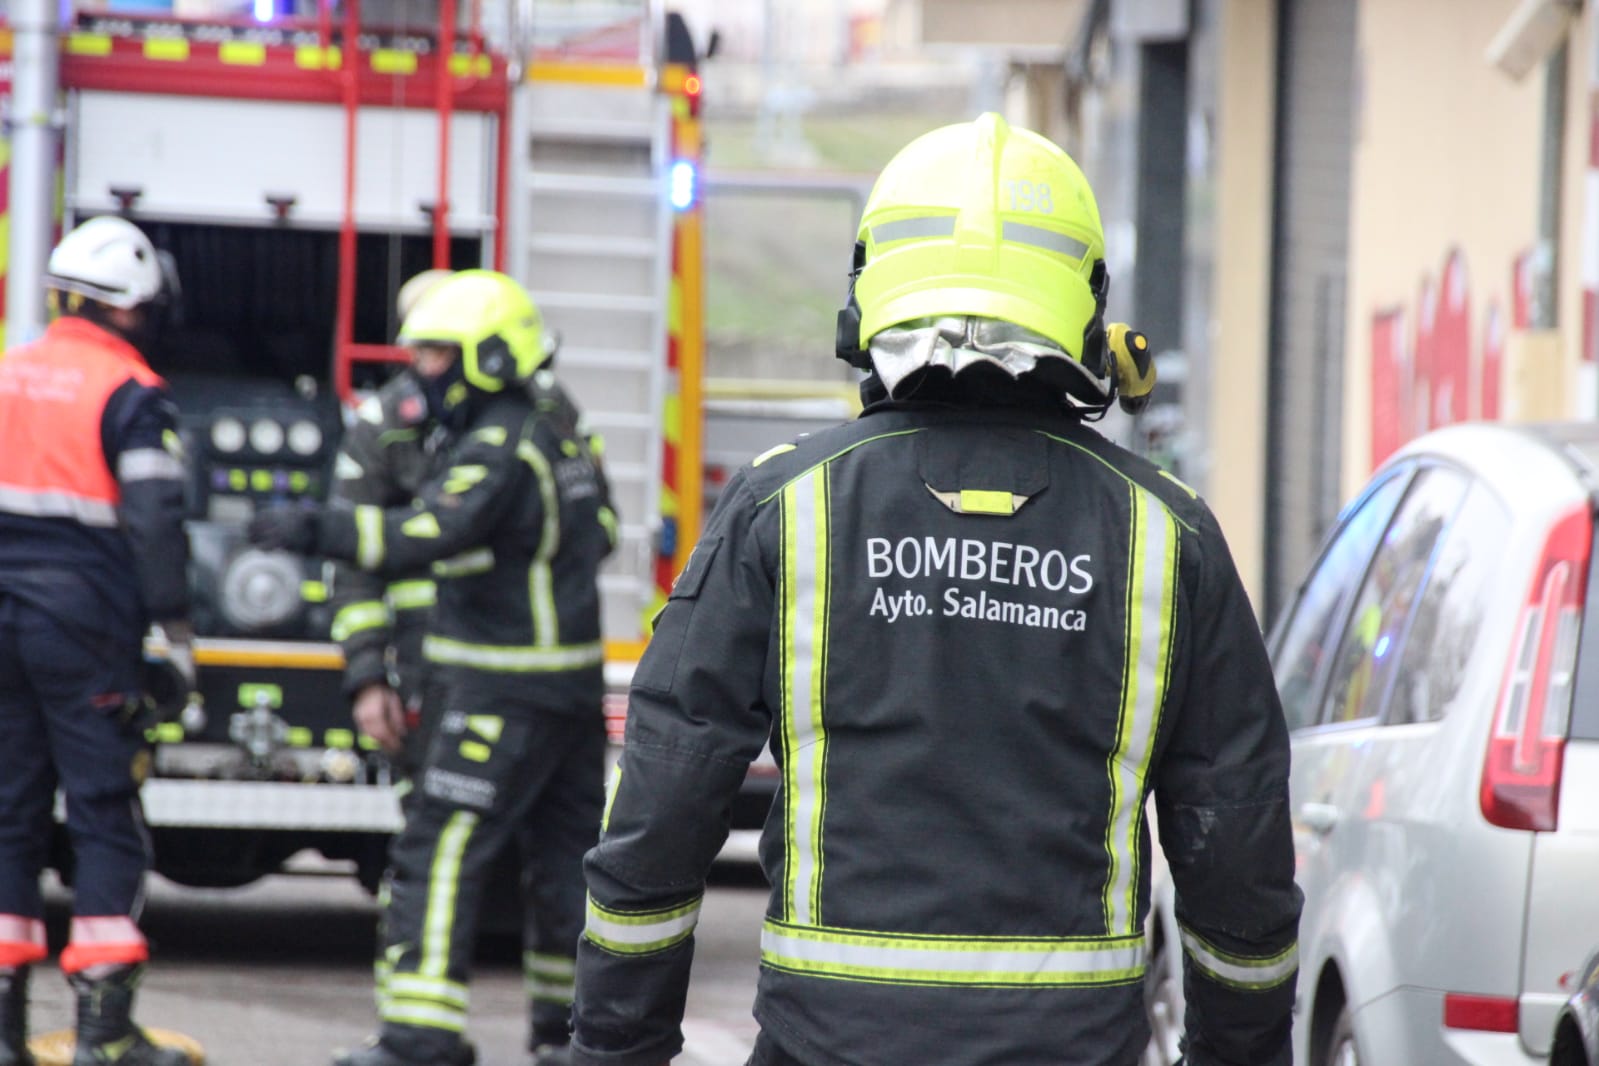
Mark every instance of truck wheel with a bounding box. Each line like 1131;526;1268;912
1325;1007;1360;1066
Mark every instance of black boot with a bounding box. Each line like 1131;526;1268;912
529;1044;573;1066
0;967;33;1066
67;965;189;1066
331;1030;475;1066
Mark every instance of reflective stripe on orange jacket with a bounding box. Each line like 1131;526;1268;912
0;317;165;527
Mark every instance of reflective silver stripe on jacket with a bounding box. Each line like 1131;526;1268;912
379;999;466;1033
524;952;576;1003
517;440;562;646
1103;487;1180;935
331;600;391;642
1179;927;1298;990
0;484;118;527
385;580;436;611
355;504;385;570
385;974;467;1008
584;895;702;955
779;466;831;926
420;811;478;982
761;921;1146;987
116;447;184;482
432;548;495;577
422;635;603;673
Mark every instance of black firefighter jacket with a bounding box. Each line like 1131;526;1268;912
571;402;1302;1066
326;367;616;702
316;386;613;714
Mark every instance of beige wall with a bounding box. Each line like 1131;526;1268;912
1209;0;1278;611
1342;0;1591;497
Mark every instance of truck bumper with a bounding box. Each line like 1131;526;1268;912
140;779;403;833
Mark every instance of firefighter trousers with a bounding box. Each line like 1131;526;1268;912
376;684;605;1046
0;595;151;927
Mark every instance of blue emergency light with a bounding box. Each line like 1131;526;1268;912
669;160;698;211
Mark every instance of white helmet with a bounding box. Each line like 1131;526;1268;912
397;268;454;321
46;216;168;310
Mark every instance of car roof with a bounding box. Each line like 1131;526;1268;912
1388;421;1599;502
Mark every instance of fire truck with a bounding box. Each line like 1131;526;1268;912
1;0;708;891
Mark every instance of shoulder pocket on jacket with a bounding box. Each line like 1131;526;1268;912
633;535;722;693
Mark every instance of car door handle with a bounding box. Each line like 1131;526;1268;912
1299;802;1340;835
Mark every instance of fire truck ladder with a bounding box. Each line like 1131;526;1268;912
513;68;673;652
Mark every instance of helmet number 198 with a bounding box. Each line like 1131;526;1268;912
1006;180;1053;214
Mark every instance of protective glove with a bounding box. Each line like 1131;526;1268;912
248;504;320;554
1107;322;1156;416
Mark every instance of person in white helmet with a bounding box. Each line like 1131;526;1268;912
0;215;193;1066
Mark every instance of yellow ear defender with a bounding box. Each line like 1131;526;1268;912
1107;322;1156;416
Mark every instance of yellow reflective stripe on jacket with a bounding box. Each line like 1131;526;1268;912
518;440;562;646
422;635;603;673
523;952;576;1004
379;999;466;1033
401;511;442;539
584;895;701;954
760;920;1146;987
386;580;436;611
421;811;478;979
385;974;468;1008
442;464;488;495
779;466;831;926
355;504;385;569
1178;926;1298;990
331;600;391;641
471;425;507;446
432;548;494;577
1102;486;1180;935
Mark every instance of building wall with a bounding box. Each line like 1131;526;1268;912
1208;0;1278;610
1342;0;1592;496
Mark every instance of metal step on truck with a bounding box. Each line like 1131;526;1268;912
1;0;709;893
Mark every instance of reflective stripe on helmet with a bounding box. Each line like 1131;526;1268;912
869;215;956;244
1001;219;1091;260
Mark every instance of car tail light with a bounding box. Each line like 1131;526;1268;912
1480;507;1590;831
1443;993;1519;1032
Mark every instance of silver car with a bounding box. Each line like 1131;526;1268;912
1145;421;1599;1066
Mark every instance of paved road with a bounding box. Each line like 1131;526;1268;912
29;851;767;1066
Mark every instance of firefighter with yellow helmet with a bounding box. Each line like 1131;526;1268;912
249;270;613;1066
565;114;1300;1066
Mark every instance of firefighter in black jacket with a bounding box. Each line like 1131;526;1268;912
249;270;613;1066
0;216;193;1066
327;269;615;1059
565;113;1302;1066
